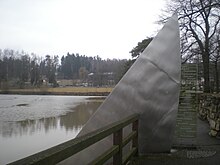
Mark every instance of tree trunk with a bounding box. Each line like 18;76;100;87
215;60;219;93
202;52;210;93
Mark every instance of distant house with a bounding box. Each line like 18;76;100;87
57;79;74;87
88;72;115;87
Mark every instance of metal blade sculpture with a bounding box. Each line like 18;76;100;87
60;14;181;164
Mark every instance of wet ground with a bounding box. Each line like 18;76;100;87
0;95;103;164
134;118;220;165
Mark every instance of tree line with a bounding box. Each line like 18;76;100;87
0;49;126;88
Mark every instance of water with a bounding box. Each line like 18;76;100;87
0;95;103;164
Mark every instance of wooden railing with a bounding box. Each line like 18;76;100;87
9;114;139;165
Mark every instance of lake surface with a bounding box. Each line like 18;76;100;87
0;95;103;164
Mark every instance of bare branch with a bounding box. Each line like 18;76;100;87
209;16;220;39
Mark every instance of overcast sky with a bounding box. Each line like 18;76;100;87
0;0;166;59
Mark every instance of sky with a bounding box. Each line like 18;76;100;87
0;0;166;59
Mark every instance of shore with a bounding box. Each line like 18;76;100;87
0;87;113;96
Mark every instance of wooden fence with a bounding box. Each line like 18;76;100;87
9;114;139;165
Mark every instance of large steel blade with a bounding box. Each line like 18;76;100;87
60;14;181;164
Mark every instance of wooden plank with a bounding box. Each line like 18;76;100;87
113;129;123;165
132;120;139;157
122;131;137;147
122;148;138;165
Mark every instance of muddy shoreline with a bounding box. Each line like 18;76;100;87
0;90;110;96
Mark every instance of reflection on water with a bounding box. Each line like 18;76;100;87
60;101;101;130
0;101;101;138
0;96;103;164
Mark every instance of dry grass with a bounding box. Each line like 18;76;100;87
1;87;113;95
47;87;113;93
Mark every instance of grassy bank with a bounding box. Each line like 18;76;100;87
0;87;113;96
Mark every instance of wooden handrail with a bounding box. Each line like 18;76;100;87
9;114;139;165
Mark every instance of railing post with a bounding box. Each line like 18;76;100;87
113;128;123;165
132;119;138;156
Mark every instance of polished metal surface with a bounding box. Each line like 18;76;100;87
59;14;181;164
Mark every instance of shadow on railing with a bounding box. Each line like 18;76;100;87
9;114;139;165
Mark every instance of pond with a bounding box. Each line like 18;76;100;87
0;95;103;164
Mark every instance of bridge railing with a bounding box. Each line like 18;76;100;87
9;114;139;165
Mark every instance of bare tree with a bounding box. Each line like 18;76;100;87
160;0;220;92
